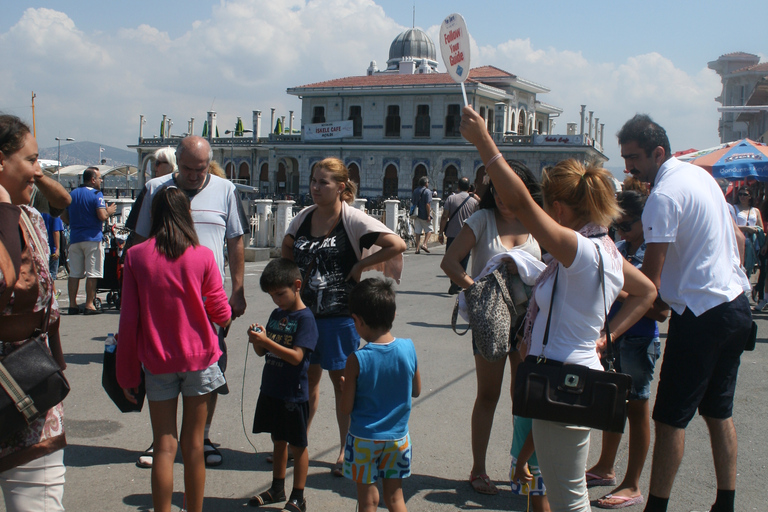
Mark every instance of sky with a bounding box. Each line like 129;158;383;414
1;0;766;172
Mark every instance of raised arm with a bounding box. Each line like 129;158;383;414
460;106;580;267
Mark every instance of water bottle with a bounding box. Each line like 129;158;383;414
105;333;117;354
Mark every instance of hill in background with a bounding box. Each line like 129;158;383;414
39;141;137;167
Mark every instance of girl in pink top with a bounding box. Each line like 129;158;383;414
117;187;231;512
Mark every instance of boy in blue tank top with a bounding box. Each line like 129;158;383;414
247;258;318;512
340;278;421;512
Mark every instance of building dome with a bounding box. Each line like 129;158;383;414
387;28;438;71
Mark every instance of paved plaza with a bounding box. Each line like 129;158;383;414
7;244;766;512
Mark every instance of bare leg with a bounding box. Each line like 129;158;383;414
587;431;621;481
597;400;651;505
148;397;180;512
328;368;349;466
704;416;738;490
647;421;685;499
470;354;506;485
67;277;80;308
414;233;422;252
356;482;380;512
179;394;210;512
382;478;407;512
306;364;323;432
84;277;98;310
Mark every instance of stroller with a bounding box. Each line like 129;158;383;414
94;223;129;310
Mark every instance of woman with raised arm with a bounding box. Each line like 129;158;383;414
281;157;406;476
460;106;656;512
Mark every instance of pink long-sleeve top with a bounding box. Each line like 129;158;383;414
116;239;232;389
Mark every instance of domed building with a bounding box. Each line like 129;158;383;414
133;27;605;203
385;28;438;72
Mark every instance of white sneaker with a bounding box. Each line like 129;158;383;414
755;299;767;311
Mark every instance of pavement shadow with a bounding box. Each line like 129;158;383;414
407;321;453;329
64;352;103;365
124;492;246;511
415;474;530;511
65;443;141;467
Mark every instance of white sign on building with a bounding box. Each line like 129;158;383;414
304;120;354;141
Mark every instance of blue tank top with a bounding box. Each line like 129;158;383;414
349;338;418;440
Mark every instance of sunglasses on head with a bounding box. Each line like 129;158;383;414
614;218;640;232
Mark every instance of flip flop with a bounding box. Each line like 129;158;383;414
203;438;223;467
469;472;498;495
421;245;430;253
248;488;286;507
135;444;153;468
331;462;344;477
595;493;644;509
586;472;617;488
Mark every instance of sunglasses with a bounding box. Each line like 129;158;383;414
614;218;640;232
739;192;750;197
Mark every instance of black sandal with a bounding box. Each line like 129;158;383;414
136;443;153;468
282;498;307;512
203;438;223;467
248;488;286;507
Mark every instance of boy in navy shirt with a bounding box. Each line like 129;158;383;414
247;258;318;512
340;278;421;512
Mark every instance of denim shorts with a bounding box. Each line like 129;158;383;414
144;363;226;402
615;335;661;401
310;316;360;371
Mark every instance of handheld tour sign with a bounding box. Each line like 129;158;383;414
439;13;471;106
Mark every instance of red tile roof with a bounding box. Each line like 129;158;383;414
734;62;768;74
291;65;518;90
718;52;759;59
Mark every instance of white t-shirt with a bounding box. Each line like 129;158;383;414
464;208;541;278
528;234;624;371
735;206;760;227
642;157;749;316
135;173;246;282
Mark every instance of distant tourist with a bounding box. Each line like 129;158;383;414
438;176;478;294
411;176;433;253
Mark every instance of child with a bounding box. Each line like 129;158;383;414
247;258;318;512
117;187;232;512
340;278;421;512
510;415;551;512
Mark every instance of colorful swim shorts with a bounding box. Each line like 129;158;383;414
510;455;546;496
342;433;412;484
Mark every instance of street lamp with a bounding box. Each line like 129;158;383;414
54;136;75;182
224;129;253;182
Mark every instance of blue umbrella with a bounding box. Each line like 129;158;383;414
709;139;768;181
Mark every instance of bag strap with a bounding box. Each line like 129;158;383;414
444;195;472;230
18;210;53;332
540;240;616;368
0;354;41;423
451;266;515;336
451;296;469;335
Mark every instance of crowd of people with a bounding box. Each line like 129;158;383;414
0;108;755;512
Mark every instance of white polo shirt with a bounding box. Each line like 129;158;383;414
642;157;749;316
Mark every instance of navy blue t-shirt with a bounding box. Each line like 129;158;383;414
259;307;318;403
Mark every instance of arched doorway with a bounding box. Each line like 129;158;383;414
518;110;526;135
443;165;459;197
225;162;235;179
276;162;287;194
259;162;269;193
348;162;360;193
383;164;398;198
412;163;428;190
238;162;250;183
474;166;488;197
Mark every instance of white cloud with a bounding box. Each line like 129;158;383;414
0;1;726;169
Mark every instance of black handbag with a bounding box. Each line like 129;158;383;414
513;245;632;433
0;211;70;442
102;346;145;413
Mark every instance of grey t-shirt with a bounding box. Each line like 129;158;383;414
134;173;247;281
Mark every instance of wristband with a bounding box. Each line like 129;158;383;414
486;153;503;170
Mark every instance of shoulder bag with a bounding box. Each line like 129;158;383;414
512;245;632;433
451;264;528;362
0;211;70;442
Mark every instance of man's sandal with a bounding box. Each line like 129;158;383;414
248;488;286;507
282;498;307;512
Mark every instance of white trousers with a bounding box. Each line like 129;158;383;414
0;449;65;512
532;420;591;512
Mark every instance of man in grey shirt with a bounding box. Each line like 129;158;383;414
439;177;477;294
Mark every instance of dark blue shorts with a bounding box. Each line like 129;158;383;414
252;394;310;448
614;335;660;401
310;316;360;371
652;294;752;428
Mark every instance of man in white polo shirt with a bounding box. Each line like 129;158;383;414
618;114;752;512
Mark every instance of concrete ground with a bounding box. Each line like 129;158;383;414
7;243;766;512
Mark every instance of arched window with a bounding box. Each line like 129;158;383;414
518;110;526;135
225;162;235;179
238;162;250;182
348;162;360;191
510;110;517;133
259;162;269;193
487;109;494;134
443;165;459;197
412;164;428;190
383;164;399;198
537;120;544;135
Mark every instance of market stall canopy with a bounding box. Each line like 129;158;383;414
688;138;768;181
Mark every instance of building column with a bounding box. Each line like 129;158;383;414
384;199;399;232
274;200;295;247
353;198;367;212
431;197;441;233
252;199;273;248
